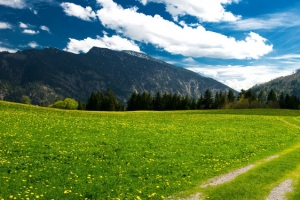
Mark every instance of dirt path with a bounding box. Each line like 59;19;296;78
200;164;255;188
175;118;300;200
266;179;293;200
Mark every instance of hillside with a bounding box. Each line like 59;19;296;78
2;101;300;199
251;70;300;97
0;47;235;105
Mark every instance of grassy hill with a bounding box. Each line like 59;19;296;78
1;101;300;199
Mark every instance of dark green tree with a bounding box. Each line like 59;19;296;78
141;91;153;110
86;92;97;111
258;91;265;104
102;88;118;111
127;91;138;111
197;95;204;109
78;101;86;110
203;89;213;109
227;90;235;103
279;92;285;109
190;98;197;110
267;89;277;103
153;91;163;111
171;93;181;110
95;91;104;110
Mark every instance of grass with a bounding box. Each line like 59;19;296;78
1;101;300;199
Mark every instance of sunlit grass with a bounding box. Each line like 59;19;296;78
1;101;300;199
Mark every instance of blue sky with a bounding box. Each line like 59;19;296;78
1;0;300;91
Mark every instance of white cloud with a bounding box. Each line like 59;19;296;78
183;57;195;63
0;22;12;29
28;41;39;48
61;2;96;21
229;11;300;30
22;29;39;34
64;35;141;54
19;22;29;28
30;8;38;14
0;46;18;53
0;0;26;9
187;65;296;91
40;25;50;33
268;54;300;60
96;0;272;59
139;0;241;22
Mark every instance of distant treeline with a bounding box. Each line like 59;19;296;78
84;88;300;111
18;88;300;111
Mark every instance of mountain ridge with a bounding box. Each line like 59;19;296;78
251;70;300;97
0;47;236;105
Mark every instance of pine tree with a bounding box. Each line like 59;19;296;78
153;91;163;111
86;92;97;110
102;88;118;111
197;95;204;109
203;89;213;109
279;92;285;109
258;91;265;104
267;89;277;103
172;93;181;110
127;91;138;111
227;90;235;103
95;91;104;110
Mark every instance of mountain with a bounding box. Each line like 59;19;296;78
0;47;235;105
251;70;300;97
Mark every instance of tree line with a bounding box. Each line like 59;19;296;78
19;87;300;111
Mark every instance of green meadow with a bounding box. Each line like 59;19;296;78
1;101;300;199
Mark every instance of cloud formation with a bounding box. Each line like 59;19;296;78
0;46;18;53
28;41;39;48
0;0;26;9
187;65;295;91
64;35;141;54
0;22;12;29
19;22;29;28
96;0;272;59
61;2;96;21
140;0;241;22
22;29;39;35
229;11;300;30
40;25;50;33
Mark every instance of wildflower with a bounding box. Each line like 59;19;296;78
64;190;72;194
148;193;156;198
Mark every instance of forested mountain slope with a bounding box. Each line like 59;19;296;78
0;47;235;105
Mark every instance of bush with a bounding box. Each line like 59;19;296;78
21;95;31;104
50;98;78;110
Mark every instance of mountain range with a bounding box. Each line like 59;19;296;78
251;70;300;97
0;47;235;105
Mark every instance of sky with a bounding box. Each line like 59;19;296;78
1;0;300;91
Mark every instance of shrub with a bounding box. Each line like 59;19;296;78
50;98;78;110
